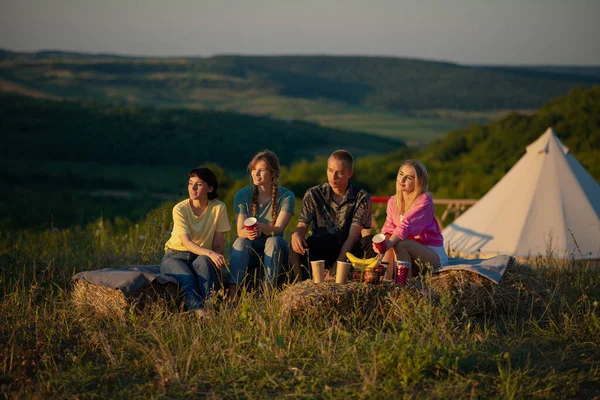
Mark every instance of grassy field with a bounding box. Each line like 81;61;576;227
190;94;469;147
1;78;472;147
0;75;515;147
1;211;599;398
4;53;598;151
2;56;542;147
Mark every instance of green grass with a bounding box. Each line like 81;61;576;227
216;95;469;146
308;113;463;147
1;212;599;398
219;94;468;146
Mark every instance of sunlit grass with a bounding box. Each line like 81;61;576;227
1;216;599;398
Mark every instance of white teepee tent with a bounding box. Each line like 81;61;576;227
442;127;600;260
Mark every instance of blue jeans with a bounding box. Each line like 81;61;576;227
159;249;219;310
229;235;288;289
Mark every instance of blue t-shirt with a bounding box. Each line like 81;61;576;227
234;186;295;225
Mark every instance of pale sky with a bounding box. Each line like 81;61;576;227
1;0;599;65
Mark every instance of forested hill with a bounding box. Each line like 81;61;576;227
420;86;600;198
0;93;402;229
202;56;599;110
0;94;403;173
1;51;598;112
287;86;600;198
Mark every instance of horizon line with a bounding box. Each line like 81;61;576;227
2;47;600;68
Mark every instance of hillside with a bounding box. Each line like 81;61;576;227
281;87;600;199
0;94;402;229
1;51;598;146
420;86;600;198
1;71;598;230
0;94;402;170
1;51;597;112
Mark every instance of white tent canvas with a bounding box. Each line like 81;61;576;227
442;128;600;260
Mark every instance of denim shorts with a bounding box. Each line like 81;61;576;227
427;245;448;267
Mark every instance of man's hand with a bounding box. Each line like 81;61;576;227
291;231;308;254
336;224;363;262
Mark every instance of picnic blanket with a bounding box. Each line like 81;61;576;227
72;265;177;297
434;255;512;284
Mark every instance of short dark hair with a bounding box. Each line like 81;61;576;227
188;167;219;200
329;149;354;170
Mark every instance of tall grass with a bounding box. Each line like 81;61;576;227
1;216;599;398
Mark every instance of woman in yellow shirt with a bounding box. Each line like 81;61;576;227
160;167;231;318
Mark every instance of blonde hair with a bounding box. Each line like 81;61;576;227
248;150;280;226
396;159;429;215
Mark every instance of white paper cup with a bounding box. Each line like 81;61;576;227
310;260;325;284
372;233;387;254
335;261;351;284
243;217;258;231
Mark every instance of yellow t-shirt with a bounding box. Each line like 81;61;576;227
164;199;231;251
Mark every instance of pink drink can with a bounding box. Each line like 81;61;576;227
395;260;411;285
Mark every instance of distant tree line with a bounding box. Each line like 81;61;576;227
1;54;599;112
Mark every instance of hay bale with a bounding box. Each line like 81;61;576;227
278;263;545;321
278;280;399;320
422;262;544;317
71;279;180;319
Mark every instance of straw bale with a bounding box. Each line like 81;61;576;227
278;263;545;321
71;279;180;319
278;280;399;320
422;262;544;317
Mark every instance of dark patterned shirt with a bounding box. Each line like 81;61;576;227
298;182;372;245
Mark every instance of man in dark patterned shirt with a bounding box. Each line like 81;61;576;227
290;150;376;280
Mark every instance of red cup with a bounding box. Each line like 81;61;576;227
372;233;387;254
395;260;411;285
243;217;258;232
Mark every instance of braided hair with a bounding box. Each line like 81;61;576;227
248;150;281;226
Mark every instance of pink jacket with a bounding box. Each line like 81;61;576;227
381;193;443;247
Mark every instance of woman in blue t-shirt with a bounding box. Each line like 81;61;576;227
228;150;295;296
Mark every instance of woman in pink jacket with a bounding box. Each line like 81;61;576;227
375;159;448;278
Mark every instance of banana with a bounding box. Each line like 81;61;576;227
353;264;367;272
346;252;379;270
364;258;379;270
346;253;377;266
345;252;365;265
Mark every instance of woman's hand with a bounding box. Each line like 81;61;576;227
372;238;394;254
372;243;380;254
242;226;260;240
208;251;226;269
